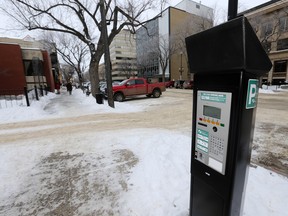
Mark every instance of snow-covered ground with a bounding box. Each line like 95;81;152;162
0;87;287;215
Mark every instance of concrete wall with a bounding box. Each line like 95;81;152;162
170;8;190;81
175;0;213;19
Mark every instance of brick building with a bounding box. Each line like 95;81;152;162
0;37;59;94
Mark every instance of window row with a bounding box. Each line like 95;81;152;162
261;38;288;51
261;16;288;37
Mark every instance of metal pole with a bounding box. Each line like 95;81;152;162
228;0;238;20
34;85;39;101
40;85;44;96
24;87;30;107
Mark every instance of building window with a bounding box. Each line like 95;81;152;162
274;60;287;72
261;22;273;37
23;59;43;76
279;17;288;32
196;4;200;9
277;38;288;51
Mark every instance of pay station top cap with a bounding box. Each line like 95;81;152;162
185;16;272;76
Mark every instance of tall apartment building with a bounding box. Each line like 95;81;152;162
244;0;288;85
136;0;213;81
109;29;137;81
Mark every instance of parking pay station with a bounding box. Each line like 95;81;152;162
185;17;272;216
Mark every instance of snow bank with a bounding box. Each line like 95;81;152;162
260;84;288;93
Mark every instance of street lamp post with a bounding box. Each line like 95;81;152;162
179;52;184;80
228;0;238;20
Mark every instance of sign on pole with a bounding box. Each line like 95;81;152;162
246;79;259;109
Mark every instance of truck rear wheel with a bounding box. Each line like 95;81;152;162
153;89;161;98
114;92;125;102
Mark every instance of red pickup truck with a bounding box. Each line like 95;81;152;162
111;78;166;102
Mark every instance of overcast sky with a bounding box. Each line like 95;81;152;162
0;0;270;39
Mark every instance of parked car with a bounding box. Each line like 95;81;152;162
108;77;166;102
174;80;185;89
99;82;106;93
183;80;194;89
82;81;91;89
165;80;175;88
112;81;121;86
100;81;121;94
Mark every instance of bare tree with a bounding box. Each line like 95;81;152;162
42;32;89;88
1;0;168;106
61;64;75;83
82;70;90;82
150;35;177;82
136;50;158;78
248;9;287;53
118;58;135;79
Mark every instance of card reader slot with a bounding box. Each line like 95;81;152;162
198;122;207;127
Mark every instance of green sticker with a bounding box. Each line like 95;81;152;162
201;92;226;103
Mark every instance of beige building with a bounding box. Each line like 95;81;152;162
109;29;137;81
169;7;213;81
136;0;213;82
244;0;288;85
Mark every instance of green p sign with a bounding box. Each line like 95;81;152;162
246;79;259;109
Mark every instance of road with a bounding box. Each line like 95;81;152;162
253;91;288;176
0;89;192;144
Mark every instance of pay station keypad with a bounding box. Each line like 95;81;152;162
210;135;224;161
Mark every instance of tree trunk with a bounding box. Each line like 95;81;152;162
88;57;100;97
100;0;114;108
76;69;83;88
162;68;166;82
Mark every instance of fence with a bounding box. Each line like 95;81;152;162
0;85;49;109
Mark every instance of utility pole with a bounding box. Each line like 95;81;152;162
100;0;114;108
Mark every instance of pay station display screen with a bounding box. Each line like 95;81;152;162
195;91;232;175
203;105;221;119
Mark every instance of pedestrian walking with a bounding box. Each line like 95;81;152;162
66;82;73;95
